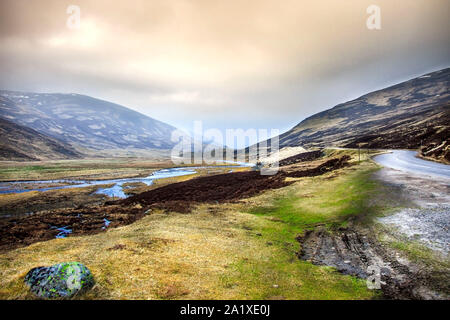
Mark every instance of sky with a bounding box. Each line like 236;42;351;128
0;0;449;138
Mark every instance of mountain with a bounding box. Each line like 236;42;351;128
0;91;177;153
276;68;450;162
0;117;82;161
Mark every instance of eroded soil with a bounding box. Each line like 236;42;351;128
297;226;449;299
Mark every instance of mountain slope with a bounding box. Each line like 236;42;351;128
277;68;450;161
0;117;82;161
0;91;176;152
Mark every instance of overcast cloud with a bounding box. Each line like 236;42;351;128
0;0;449;136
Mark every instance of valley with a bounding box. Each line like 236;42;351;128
0;149;377;299
1;0;449;307
0;148;448;300
0;69;448;301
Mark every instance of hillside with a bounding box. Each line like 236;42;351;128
0;117;82;161
0;91;177;152
278;68;449;162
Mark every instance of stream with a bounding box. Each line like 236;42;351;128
0;162;252;199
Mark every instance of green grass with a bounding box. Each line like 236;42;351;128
219;162;386;299
248;165;382;231
0;156;388;299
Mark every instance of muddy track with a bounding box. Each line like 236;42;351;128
297;227;449;299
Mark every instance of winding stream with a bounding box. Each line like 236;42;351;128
0;162;252;199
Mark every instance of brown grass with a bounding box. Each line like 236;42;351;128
0;161;376;300
0;150;379;299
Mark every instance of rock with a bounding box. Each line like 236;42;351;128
24;262;94;299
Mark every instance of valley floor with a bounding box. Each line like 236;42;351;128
0;150;447;299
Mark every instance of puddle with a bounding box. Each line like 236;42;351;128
102;218;111;230
50;226;72;239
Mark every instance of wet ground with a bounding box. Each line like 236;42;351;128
0;156;351;251
0;167;198;198
297;226;449;299
0;161;255;199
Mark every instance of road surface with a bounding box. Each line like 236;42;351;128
373;150;450;180
373;149;450;254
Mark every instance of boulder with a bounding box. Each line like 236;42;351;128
24;262;94;299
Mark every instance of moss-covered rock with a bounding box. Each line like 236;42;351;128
24;262;94;299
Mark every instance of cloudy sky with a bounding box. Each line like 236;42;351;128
0;0;449;136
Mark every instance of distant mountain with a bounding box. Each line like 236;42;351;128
275;68;450;162
0;91;177;152
0;117;82;161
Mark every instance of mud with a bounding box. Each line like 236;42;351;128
296;162;450;299
297;227;449;299
0;184;112;218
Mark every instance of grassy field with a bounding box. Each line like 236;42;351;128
0;159;167;181
0;156;383;299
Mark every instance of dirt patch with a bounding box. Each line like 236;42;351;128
119;156;351;212
282;155;352;178
373;167;450;254
297;227;449;299
119;170;291;213
279;150;324;166
0;204;144;251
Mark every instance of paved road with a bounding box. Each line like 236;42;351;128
373;150;450;180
